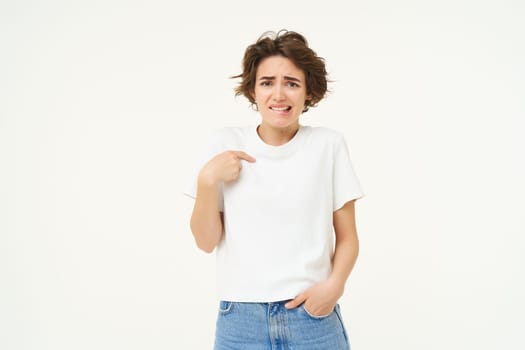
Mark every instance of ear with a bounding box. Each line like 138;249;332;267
250;89;256;100
305;94;312;101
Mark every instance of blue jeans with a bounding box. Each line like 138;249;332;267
213;300;350;350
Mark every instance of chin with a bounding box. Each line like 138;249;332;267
267;119;299;129
262;114;300;127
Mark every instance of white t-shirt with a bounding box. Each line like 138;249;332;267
184;124;364;302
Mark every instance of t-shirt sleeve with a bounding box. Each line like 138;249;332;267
333;134;365;211
182;130;224;211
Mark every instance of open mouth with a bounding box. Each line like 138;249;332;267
270;106;292;112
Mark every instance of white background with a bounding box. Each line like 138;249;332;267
1;1;524;349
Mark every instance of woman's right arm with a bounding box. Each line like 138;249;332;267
190;175;224;253
189;150;255;253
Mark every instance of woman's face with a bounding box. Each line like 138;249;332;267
251;55;311;130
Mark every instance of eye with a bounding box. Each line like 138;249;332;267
287;81;300;88
260;81;272;86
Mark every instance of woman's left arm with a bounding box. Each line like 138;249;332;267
330;199;360;289
285;200;359;316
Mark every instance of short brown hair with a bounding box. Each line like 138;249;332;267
232;30;328;113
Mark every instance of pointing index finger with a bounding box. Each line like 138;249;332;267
232;151;256;162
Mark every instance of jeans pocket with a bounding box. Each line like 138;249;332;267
334;304;349;343
302;303;334;319
218;300;233;315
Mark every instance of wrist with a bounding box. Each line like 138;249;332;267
327;275;346;293
197;170;219;188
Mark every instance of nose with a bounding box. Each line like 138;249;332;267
272;84;285;101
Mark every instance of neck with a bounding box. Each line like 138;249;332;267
257;122;300;146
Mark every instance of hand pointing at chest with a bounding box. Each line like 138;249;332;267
198;151;256;185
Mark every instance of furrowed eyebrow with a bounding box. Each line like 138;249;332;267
284;76;302;83
258;76;302;83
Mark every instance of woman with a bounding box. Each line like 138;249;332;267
184;30;364;350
